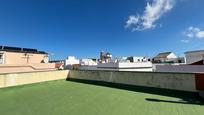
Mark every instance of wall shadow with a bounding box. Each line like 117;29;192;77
146;98;203;105
66;78;204;105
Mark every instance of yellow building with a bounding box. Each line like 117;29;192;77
0;46;48;64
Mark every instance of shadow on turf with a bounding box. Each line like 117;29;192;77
67;78;204;105
146;98;204;105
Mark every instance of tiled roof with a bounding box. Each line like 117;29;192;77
154;52;172;58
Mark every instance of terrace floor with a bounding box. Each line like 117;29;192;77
0;79;203;115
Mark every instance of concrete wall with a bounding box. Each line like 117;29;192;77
28;63;56;70
79;65;98;70
0;69;203;96
154;65;204;73
97;62;119;68
117;68;153;72
0;63;56;74
69;70;197;92
0;70;69;88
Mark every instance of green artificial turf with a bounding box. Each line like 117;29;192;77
0;80;203;115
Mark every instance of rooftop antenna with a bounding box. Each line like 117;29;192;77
22;53;33;64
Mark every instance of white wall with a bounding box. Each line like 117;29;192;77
65;56;80;66
79;65;98;70
118;62;152;68
185;52;204;64
97;62;118;68
167;53;177;59
97;62;153;71
80;59;97;66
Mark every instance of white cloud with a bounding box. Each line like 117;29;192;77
125;15;139;31
197;31;204;38
184;26;204;39
181;39;190;43
125;0;175;31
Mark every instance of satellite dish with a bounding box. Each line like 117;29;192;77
43;57;49;63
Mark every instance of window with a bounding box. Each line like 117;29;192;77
0;54;3;64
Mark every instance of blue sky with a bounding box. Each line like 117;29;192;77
0;0;204;60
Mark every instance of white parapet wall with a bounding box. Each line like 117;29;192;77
97;62;153;72
69;70;198;92
0;70;69;88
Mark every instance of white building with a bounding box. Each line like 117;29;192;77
78;59;98;70
185;50;204;64
64;56;80;68
127;56;149;63
97;61;153;72
80;59;97;66
100;51;112;63
133;57;148;62
78;56;153;71
153;52;178;63
154;50;204;73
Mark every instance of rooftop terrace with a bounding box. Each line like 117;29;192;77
0;79;203;115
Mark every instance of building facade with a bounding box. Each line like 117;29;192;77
64;56;80;69
152;52;178;63
0;46;48;64
127;56;150;63
97;61;153;71
185;50;204;65
100;51;112;63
